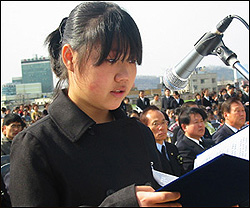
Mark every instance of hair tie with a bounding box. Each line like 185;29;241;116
59;17;68;42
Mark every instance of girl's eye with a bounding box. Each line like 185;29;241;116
105;59;116;64
128;59;137;64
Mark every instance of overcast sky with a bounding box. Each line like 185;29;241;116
1;1;249;86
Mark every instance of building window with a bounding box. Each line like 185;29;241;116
212;78;216;83
193;79;197;82
201;79;205;84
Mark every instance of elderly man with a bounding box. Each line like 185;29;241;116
140;105;184;176
212;97;247;144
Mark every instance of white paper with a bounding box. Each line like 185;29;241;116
194;126;249;169
151;166;178;187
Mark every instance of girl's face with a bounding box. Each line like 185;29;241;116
67;47;137;114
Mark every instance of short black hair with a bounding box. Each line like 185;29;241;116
178;107;207;130
3;113;23;126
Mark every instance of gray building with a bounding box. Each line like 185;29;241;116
188;72;218;93
21;56;53;93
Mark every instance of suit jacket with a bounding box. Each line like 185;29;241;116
157;142;185;177
176;135;213;173
136;97;150;110
201;97;212;107
212;123;235;144
241;93;249;105
170;98;184;109
161;96;174;111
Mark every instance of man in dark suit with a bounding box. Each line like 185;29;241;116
241;84;249;105
176;107;214;173
136;90;150;111
170;91;184;109
161;88;174;112
224;84;236;100
241;84;249;122
212;97;247;144
140;106;185;176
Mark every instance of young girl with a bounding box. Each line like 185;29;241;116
9;2;180;206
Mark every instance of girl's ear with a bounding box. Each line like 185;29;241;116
62;44;75;72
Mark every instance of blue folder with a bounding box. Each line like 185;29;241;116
156;154;249;207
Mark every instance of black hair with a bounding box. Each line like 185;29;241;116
3;113;23;126
178;107;207;130
44;2;142;96
221;97;242;115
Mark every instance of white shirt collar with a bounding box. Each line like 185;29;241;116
204;96;210;100
225;123;240;133
186;136;204;148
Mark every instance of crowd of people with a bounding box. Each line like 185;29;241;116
1;83;249;207
120;84;249;173
1;1;249;207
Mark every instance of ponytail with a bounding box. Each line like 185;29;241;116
44;17;69;96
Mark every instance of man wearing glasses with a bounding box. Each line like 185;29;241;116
1;113;25;156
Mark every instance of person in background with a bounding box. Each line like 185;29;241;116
176;107;214;173
140;106;185;176
150;94;162;109
120;97;133;116
31;104;42;122
194;93;202;106
170;91;184;109
18;104;24;117
1;107;7;119
1;114;25;156
136;90;150;111
218;88;227;103
166;109;175;127
225;84;236;100
9;2;181;207
21;109;32;126
161;87;174;112
42;103;50;117
201;88;212;108
212;97;247;144
241;84;249;122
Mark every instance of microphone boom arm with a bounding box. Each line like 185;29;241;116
213;42;249;80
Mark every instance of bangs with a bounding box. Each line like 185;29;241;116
83;7;142;66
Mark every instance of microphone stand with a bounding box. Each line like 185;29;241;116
213;41;249;81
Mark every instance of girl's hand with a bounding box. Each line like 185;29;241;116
135;186;182;207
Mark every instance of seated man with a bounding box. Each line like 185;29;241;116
140;105;185;176
212;97;247;144
176;107;214;173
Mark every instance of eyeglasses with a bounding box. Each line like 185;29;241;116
9;124;22;129
151;120;168;128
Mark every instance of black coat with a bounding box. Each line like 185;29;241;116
201;97;212;107
161;96;174;111
176;135;213;173
157;142;185;177
212;124;235;144
170;98;184;109
136;97;150;110
241;93;249;105
9;89;162;207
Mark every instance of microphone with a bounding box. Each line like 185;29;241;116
163;15;233;91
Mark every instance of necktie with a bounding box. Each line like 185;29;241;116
199;140;205;148
161;145;170;160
